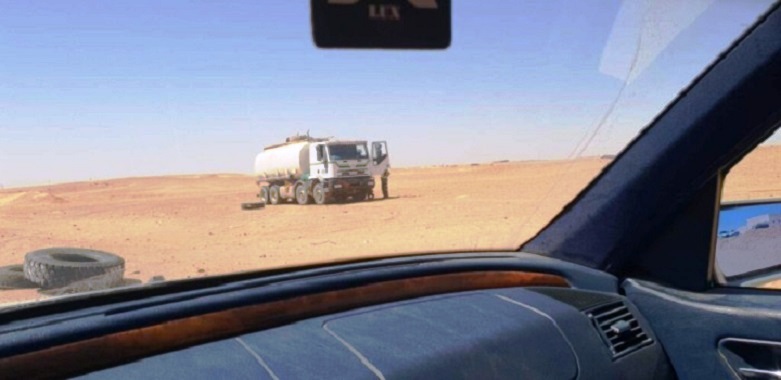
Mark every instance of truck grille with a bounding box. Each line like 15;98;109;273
339;169;367;176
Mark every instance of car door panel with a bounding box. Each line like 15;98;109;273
624;279;781;379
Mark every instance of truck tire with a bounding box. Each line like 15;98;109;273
295;184;310;205
313;182;328;205
269;186;281;205
259;186;270;204
24;248;125;289
0;264;38;289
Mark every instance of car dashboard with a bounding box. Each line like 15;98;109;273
77;287;672;379
0;253;675;379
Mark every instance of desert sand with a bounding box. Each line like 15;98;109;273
0;145;779;306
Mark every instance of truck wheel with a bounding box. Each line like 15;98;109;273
24;248;125;289
295;184;310;205
0;264;38;289
313;183;328;205
269;186;281;205
259;186;269;204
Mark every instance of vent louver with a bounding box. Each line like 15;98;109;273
586;301;652;359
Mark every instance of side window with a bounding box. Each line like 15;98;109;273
373;142;387;164
316;145;324;162
716;130;781;289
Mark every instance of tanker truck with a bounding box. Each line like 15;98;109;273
254;135;390;205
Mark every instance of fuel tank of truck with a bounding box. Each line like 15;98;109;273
254;141;310;181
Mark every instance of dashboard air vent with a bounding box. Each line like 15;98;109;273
586;301;652;359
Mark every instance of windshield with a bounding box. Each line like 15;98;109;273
0;1;776;307
329;144;369;161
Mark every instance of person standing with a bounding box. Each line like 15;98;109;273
381;168;389;199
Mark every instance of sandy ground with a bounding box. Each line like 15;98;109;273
722;144;781;202
0;145;779;306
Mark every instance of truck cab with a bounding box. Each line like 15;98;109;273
306;140;388;204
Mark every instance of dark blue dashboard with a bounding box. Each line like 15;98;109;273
78;286;671;379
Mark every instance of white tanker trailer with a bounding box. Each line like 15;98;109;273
254;135;390;205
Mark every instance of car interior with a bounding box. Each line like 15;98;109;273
1;2;780;380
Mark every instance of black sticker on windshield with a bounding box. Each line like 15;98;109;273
311;0;451;49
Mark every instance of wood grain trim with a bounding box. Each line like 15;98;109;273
0;270;568;379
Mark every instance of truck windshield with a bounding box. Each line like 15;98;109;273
329;144;368;161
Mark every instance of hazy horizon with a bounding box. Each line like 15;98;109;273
3;142;780;191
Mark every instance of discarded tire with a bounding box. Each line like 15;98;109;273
241;201;265;210
0;264;38;289
39;274;133;296
24;248;125;289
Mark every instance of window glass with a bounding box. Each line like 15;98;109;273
717;129;781;288
328;144;368;160
356;144;368;159
0;1;774;307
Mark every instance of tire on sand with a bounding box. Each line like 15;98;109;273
313;182;329;205
295;184;310;205
269;186;281;205
259;186;270;204
0;264;38;289
24;248;125;289
241;201;265;210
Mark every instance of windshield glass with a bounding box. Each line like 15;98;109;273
0;1;776;307
329;144;369;161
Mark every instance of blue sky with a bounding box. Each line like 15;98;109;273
0;0;775;187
